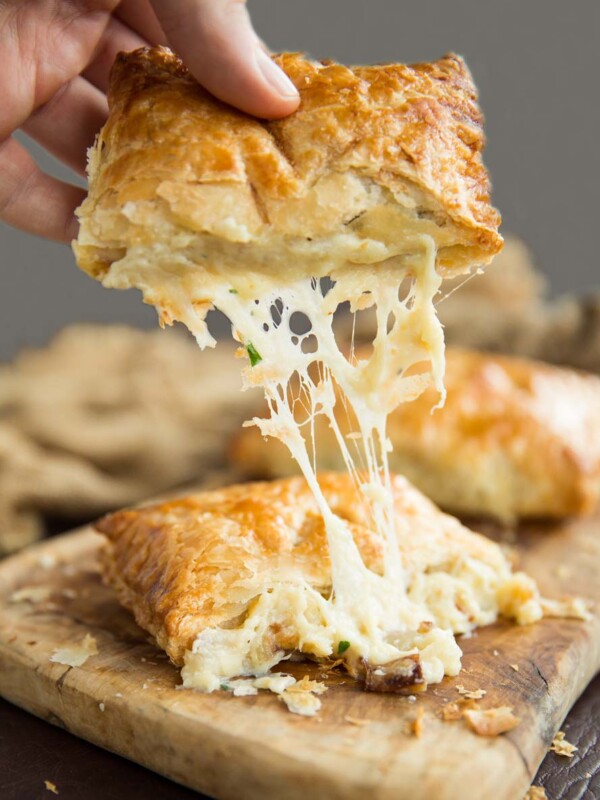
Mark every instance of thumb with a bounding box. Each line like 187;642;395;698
149;0;299;119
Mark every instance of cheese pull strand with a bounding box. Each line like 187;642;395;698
178;234;455;679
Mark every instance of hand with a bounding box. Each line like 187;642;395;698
0;1;299;242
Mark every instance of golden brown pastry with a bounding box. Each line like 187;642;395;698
74;46;502;324
97;473;547;695
231;348;600;521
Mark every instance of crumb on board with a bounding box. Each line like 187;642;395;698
228;679;258;697
411;707;425;738
280;690;322;717
463;706;521;737
493;650;500;656
253;674;296;694
510;664;520;672
98;702;105;712
550;731;578;758
440;697;478;722
456;685;486;700
38;554;57;569
219;673;326;716
279;675;327;717
44;780;59;795
441;701;464;722
50;634;98;667
290;676;327;695
541;596;591;621
523;787;547;800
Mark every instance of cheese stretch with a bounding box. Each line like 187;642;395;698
102;227;545;693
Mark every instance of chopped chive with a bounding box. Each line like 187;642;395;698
228;288;238;294
337;640;351;655
245;342;262;367
220;683;231;691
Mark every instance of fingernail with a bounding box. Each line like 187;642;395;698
255;48;299;99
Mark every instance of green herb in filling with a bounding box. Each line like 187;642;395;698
245;342;262;366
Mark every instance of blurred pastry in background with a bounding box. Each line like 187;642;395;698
231;347;600;523
436;235;548;352
0;325;254;554
345;231;600;374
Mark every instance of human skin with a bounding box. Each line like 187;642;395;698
0;0;299;242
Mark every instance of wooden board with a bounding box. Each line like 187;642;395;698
0;516;599;800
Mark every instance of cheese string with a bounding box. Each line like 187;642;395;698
210;234;444;641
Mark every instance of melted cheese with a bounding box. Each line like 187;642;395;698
101;213;538;693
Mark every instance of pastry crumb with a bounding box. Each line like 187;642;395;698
523;787;547;800
441;701;464;721
228;679;259;697
98;702;105;712
463;706;520;736
50;634;98;667
44;780;59;795
493;649;500;656
253;674;296;694
456;685;486;700
411;707;425;738
279;674;326;716
550;730;577;758
280;690;321;717
541;596;591;621
510;664;520;672
290;676;327;695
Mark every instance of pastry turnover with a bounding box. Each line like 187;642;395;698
231;348;600;521
97;473;544;693
74;46;501;301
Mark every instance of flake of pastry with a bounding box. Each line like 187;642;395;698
50;634;98;668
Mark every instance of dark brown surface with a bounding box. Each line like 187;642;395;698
0;677;598;800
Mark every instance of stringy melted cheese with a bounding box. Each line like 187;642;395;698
102;217;537;693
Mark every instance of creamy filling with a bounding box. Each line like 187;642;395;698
102;230;518;691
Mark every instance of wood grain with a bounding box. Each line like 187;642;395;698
0;514;599;800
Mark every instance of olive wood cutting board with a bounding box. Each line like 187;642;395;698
0;514;599;800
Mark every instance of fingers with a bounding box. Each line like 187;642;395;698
115;0;168;46
0;137;85;242
22;77;107;175
149;0;299;119
83;16;148;92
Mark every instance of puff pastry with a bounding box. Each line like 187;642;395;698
74;46;501;295
97;473;542;692
231;348;600;521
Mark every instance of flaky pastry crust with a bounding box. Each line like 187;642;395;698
74;47;501;284
231;349;600;521
97;473;513;665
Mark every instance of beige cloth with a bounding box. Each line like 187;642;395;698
0;325;255;554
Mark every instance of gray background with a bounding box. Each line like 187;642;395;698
1;0;598;360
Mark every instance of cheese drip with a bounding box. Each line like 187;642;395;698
177;234;471;688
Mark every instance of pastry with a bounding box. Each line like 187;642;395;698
98;473;543;693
